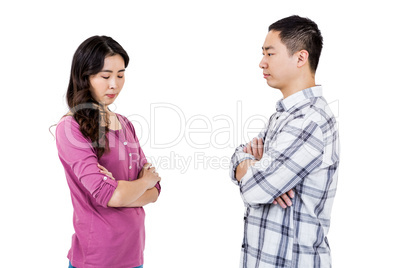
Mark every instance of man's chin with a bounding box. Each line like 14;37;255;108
266;81;279;89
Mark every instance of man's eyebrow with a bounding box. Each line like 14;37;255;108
262;46;275;51
100;69;126;73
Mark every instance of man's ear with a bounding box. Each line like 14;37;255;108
296;50;309;68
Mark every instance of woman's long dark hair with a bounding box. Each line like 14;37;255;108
66;35;129;158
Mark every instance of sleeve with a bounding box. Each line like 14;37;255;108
124;116;161;195
56;117;118;208
239;119;324;208
229;122;269;185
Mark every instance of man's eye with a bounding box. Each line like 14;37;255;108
118;76;124;78
102;76;110;79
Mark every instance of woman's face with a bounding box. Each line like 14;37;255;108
89;54;126;106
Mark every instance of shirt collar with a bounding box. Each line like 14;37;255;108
276;86;323;112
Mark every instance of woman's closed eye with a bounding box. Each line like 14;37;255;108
102;76;124;79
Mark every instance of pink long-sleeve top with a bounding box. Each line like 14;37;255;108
56;113;159;268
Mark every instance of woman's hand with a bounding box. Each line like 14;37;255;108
138;163;161;189
98;164;115;180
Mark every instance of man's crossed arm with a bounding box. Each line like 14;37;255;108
235;137;294;209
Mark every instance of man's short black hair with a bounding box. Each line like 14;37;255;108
269;15;323;73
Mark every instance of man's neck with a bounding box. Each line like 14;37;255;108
280;76;316;99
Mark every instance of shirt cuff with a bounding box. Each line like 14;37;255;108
230;155;256;185
154;182;161;195
95;176;118;208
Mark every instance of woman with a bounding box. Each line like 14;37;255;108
56;36;161;268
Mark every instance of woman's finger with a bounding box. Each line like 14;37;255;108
144;163;153;169
148;167;156;173
97;164;106;170
97;164;110;173
99;170;115;180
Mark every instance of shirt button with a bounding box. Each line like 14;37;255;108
129;166;132;169
124;141;128;145
103;176;107;181
129;153;132;157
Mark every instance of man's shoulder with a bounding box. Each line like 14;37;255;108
306;96;336;125
283;96;334;131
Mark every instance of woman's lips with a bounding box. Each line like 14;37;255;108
106;94;116;98
263;73;270;79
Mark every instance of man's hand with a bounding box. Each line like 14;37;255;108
243;138;264;160
235;138;262;181
243;137;295;209
273;189;295;208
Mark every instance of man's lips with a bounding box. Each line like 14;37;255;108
263;73;270;78
106;94;116;98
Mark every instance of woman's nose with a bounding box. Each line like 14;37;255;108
109;78;117;89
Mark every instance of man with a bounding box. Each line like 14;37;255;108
230;15;339;268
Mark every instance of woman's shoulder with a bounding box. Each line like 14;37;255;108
55;113;82;138
57;113;77;128
55;114;92;145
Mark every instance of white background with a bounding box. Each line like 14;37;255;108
1;0;401;267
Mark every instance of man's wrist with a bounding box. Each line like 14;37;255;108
235;159;257;182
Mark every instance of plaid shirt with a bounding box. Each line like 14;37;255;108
230;86;339;268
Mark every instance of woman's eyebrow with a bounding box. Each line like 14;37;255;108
100;69;126;73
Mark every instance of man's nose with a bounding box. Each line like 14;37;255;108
259;57;267;69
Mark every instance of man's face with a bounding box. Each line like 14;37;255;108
259;30;298;90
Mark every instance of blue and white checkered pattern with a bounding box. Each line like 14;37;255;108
230;86;339;268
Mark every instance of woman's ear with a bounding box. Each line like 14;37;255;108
296;50;309;68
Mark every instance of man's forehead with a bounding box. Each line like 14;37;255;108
262;31;282;50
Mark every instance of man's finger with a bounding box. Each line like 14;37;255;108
252;138;259;158
257;138;264;159
275;197;287;208
247;142;252;155
288;189;295;198
279;193;293;207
